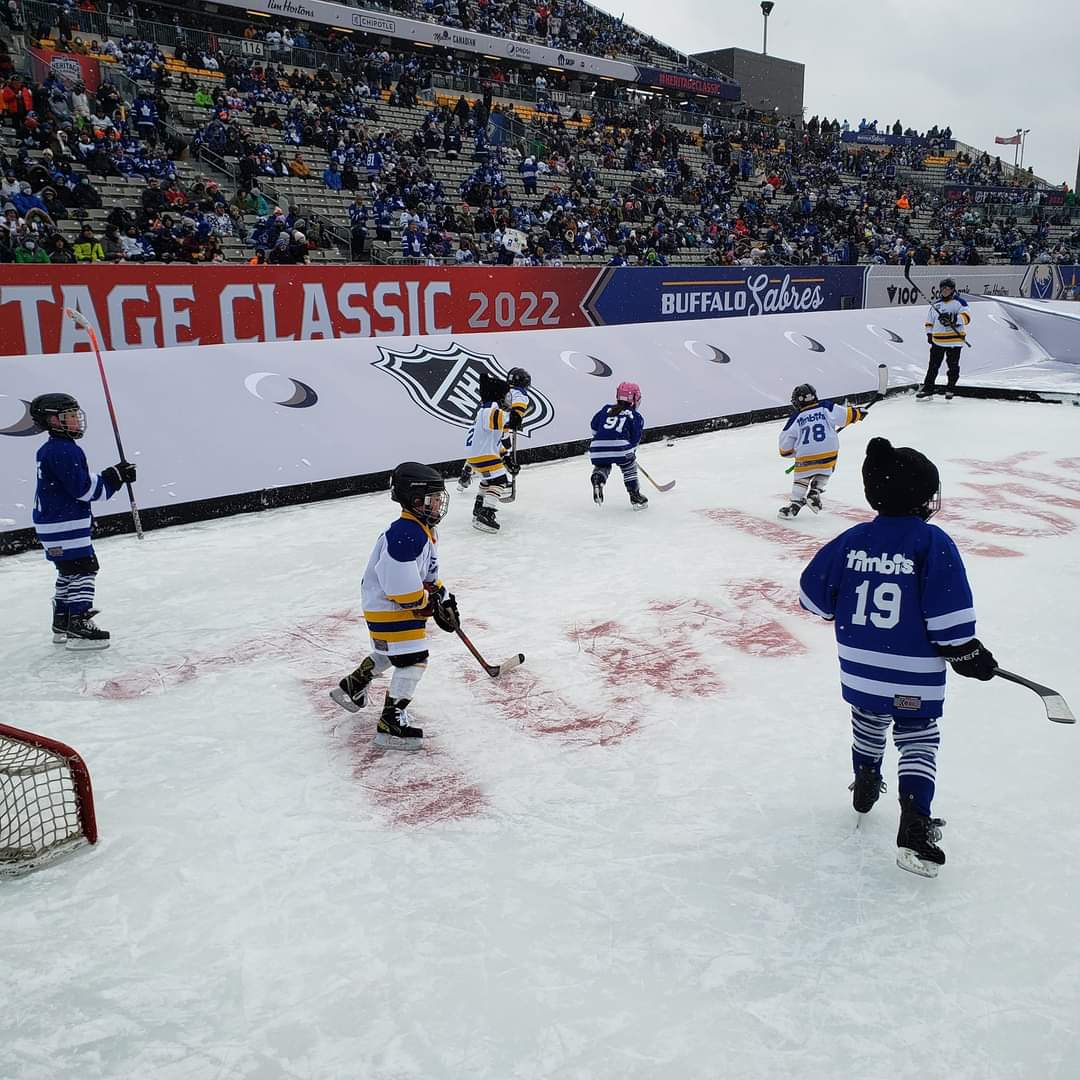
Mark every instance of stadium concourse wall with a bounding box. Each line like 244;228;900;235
1;264;1078;357
0;298;1051;555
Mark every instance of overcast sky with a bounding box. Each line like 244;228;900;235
596;0;1078;187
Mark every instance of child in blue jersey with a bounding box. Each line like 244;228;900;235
30;393;136;650
589;381;647;510
330;462;460;751
799;437;997;877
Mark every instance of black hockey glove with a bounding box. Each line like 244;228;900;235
432;590;460;633
102;461;136;489
926;333;934;345
938;639;996;681
504;456;521;476
505;409;524;432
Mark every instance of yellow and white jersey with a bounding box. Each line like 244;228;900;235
465;400;510;478
361;511;441;656
925;298;970;345
778;401;862;476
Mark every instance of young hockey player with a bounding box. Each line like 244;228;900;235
916;278;971;400
458;366;530;493
589;381;647;510
30;393;137;650
777;384;865;518
330;462;460;751
463;371;525;533
798;437;997;877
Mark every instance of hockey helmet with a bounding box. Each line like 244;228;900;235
791;383;818;410
862;437;940;520
391;461;449;525
507;366;532;391
29;392;86;439
939;277;956;295
616;381;641;408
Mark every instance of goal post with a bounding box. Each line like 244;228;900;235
0;723;98;874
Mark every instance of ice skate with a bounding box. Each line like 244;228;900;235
65;610;110;651
330;656;378;713
778;501;804;519
807;491;823;514
915;387;933;400
896;796;946;878
944;387;955;401
52;603;68;644
456;465;473;491
628;489;648;511
591;470;605;506
373;696;423;751
472;495;500;533
849;765;885;815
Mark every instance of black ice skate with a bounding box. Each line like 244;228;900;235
628;489;649;511
330;656;378;713
591;470;605;506
66;610;110;651
778;501;804;519
472;495;500;533
849;765;885;814
915;387;933;400
52;603;68;644
807;491;823;514
374;695;423;751
896;795;946;878
457;465;473;491
944;387;955;400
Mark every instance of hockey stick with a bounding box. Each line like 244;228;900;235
903;258;971;348
785;365;888;474
508;430;518;503
994;668;1075;724
456;627;525;678
638;464;675;492
63;307;144;539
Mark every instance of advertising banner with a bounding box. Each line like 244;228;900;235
942;185;1064;207
583;266;866;324
0;265;598;356
28;47;101;93
1;301;1047;545
840;131;955;150
864;265;1080;308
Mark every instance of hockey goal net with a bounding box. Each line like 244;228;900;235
0;723;98;873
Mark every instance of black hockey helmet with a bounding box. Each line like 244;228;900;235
939;277;956;294
391;461;449;525
29;393;86;439
791;383;818;410
478;371;510;405
862;437;940;520
507;366;532;391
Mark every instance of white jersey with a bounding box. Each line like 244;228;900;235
925;297;970;346
778;401;861;476
361;512;441;656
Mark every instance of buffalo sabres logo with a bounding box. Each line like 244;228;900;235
1023;263;1058;300
373;342;555;433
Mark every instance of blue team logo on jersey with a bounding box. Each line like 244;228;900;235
373;342;555;433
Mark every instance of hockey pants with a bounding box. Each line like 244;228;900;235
923;345;961;391
591;455;639;493
851;706;940;816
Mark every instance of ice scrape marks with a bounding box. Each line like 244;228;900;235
461;666;641;747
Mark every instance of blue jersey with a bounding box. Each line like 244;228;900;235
799;516;977;719
589;405;644;462
33;437;120;563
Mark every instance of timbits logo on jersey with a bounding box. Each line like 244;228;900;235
372;342;555;433
845;550;915;575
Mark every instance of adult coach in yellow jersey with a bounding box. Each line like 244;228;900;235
916;278;971;400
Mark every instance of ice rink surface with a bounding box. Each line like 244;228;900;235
2;396;1078;1080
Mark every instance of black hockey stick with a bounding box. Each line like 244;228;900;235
508;430;518;503
638;464;675;492
786;365;887;474
456;627;525;678
903;258;971;348
994;668;1075;724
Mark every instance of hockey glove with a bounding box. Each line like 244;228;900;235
432;590;460;633
102;461;136;489
926;333;934;345
505;409;524;432
938;639;996;681
504;456;521;476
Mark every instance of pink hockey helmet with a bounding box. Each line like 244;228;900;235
616;381;641;408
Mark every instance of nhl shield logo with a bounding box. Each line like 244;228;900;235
373;342;555;433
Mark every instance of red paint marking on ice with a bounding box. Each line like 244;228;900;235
939;497;1075;538
953;452;1080;495
304;672;488;826
961;481;1080;513
699;509;822;561
465;666;643;747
